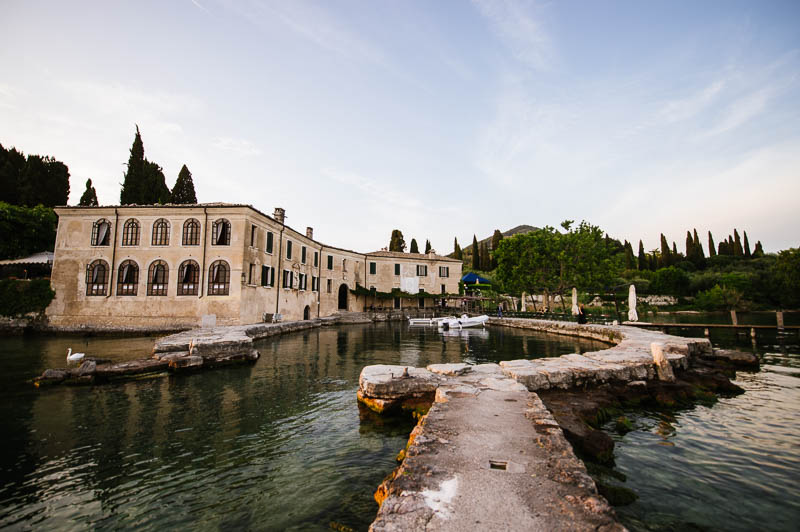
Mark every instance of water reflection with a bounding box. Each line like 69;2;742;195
0;324;605;531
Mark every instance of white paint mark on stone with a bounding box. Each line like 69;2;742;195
421;476;458;518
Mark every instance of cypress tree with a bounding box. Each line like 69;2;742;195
171;164;197;204
144;160;171;204
453;237;462;260
733;229;744;256
121;126;145;205
743;231;751;258
389;229;406;252
637;240;646;270
78;178;99;206
624;241;635;270
753;241;765;257
672;242;678;259
424;239;431;254
480;242;490;270
708;231;716;257
410;238;419;254
660;234;670;268
472;235;479;270
693;229;704;259
685;231;694;258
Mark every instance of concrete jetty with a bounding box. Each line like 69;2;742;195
360;318;716;531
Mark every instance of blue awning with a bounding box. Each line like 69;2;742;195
461;272;490;284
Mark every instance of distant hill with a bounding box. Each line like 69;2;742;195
448;224;540;259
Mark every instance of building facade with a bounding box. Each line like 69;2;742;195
46;204;462;328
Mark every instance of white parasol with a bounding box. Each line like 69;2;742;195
571;287;579;315
628;284;638;322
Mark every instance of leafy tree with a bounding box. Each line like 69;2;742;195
389;229;406;252
171;164;197;204
479;241;490;270
708;231;716;257
472;235;479;270
78;178;99;206
490;229;503;269
0;202;57;259
410;238;419;254
0;144;69;207
424;239;431;254
637;240;646;270
743;231;751;258
695;285;744;311
772;248;800;308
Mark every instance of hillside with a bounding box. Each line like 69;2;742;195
449;224;540;259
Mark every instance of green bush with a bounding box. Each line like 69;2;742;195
0;279;55;317
694;284;743;311
650;266;691;296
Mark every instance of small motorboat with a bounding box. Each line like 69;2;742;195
437;314;489;330
409;316;453;326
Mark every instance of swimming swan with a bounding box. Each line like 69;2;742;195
66;348;85;363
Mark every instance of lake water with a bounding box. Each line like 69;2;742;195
0;324;608;531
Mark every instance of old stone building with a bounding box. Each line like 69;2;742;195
46;204;462;328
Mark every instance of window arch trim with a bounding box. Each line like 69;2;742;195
212;219;231;246
116;259;139;296
86;259;109;295
208;260;230;295
177;259;200;296
151;218;170;246
91;219;112;247
147;260;169;296
122;218;140;247
182;218;201;246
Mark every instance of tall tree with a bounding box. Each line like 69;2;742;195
753;241;765;257
693;229;704;259
171;164;197;204
479;242;490;270
120;126;145;205
409;238;419;254
471;235;479;270
0;144;69;207
144;160;170;204
0;144;25;205
453;237;462;260
672;242;678;258
78;178;99;206
659;234;671;268
388;229;406;252
491;229;504;269
733;229;744;256
708;231;716;257
623;240;635;270
637;240;646;270
424;239;431;254
685;231;694;258
743;231;751;258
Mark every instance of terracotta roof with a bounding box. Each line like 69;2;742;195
366;250;461;262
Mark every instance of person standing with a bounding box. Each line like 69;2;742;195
577;304;587;324
497;303;503;317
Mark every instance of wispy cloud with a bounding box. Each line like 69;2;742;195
659;79;726;123
190;0;209;13
471;0;553;70
212;137;262;156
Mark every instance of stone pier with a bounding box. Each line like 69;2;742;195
359;318;716;531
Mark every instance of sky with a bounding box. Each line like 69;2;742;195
1;0;799;254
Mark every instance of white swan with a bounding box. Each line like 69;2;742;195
66;348;85;363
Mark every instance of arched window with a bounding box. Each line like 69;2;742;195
182;218;200;246
91;219;111;246
208;260;230;295
212;219;231;246
122;219;140;246
152;218;170;246
147;260;169;296
117;260;139;296
177;260;200;295
86;259;109;295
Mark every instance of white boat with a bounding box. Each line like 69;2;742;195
408;316;453;326
437;314;489;330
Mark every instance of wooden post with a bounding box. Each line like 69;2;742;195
750;327;756;339
776;311;784;330
704;328;710;337
730;310;738;326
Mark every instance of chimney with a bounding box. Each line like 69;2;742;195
306;227;314;239
273;207;285;224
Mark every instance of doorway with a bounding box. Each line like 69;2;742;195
303;305;310;320
338;284;348;310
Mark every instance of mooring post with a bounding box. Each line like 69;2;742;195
750;327;756;339
704;327;710;337
730;310;738;326
776;311;784;331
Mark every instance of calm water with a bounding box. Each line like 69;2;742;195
0;324;608;531
606;327;800;532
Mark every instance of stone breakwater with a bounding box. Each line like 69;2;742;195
358;319;716;531
34;316;341;386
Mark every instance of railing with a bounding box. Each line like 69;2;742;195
501;311;618;325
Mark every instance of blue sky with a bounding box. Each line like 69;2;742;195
1;0;798;253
